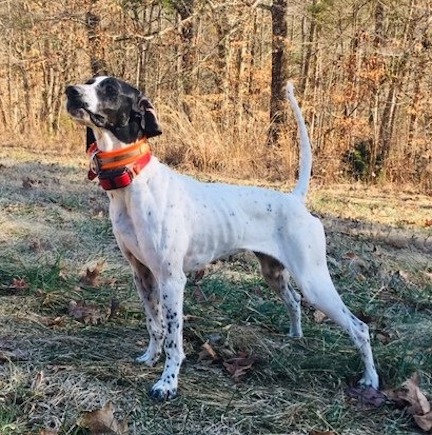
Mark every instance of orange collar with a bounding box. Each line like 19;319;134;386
87;137;152;190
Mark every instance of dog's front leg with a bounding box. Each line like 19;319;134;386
149;271;186;401
133;270;165;366
122;253;165;366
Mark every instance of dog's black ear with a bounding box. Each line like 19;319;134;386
135;95;162;138
86;127;96;151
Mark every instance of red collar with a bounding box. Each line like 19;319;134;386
87;138;151;190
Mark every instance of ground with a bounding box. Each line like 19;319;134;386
0;144;431;434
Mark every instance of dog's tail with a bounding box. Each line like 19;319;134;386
286;82;312;201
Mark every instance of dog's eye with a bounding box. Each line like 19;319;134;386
105;84;117;97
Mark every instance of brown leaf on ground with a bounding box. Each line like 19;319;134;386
223;352;257;382
68;300;106;325
78;402;128;435
401;374;430;415
414;412;432;432
313;310;327;323
39;430;59;435
38;316;66;328
198;341;218;362
9;277;29;291
80;261;105;286
375;331;392;344
345;386;387;408
385;373;432;432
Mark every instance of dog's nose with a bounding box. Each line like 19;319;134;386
65;86;80;98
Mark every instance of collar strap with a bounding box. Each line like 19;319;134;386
87;138;150;171
87;138;151;190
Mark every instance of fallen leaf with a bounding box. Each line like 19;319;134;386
425;219;432;227
68;300;106;325
401;374;431;415
375;331;394;344
78;402;128;435
9;278;29;291
414;411;432;432
39;430;58;435
223;352;257;382
313;310;327;323
385;373;432;433
198;341;218;361
345;386;387;408
80;261;105;286
39;316;66;327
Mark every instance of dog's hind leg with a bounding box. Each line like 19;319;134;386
255;252;303;338
301;273;378;387
280;216;379;388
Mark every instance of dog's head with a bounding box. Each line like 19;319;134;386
65;76;162;149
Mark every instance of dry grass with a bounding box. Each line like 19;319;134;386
0;145;431;434
111;98;302;183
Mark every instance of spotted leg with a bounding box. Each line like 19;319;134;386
149;271;186;401
127;256;165;367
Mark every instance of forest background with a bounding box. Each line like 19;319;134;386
0;0;431;191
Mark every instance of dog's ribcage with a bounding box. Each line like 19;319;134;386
108;158;308;274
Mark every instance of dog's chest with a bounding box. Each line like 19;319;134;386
107;189;159;262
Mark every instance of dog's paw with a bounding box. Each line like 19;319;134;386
288;327;303;339
359;371;379;390
149;380;178;401
136;350;160;367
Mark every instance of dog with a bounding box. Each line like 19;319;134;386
65;76;379;400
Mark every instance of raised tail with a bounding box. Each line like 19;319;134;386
286;83;312;201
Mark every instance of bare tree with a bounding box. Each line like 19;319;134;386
268;0;288;146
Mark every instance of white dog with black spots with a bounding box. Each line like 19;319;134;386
65;76;379;400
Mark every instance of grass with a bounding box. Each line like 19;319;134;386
0;145;431;434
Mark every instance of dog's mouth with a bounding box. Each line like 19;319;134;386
86;110;107;127
65;85;106;128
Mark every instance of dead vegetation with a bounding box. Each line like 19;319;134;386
0;146;431;434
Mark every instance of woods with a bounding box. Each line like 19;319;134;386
0;0;431;189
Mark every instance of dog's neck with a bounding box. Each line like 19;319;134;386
91;128;139;152
89;128;121;152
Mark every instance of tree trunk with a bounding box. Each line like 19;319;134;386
86;1;108;75
173;0;195;95
300;0;317;98
268;0;288;146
